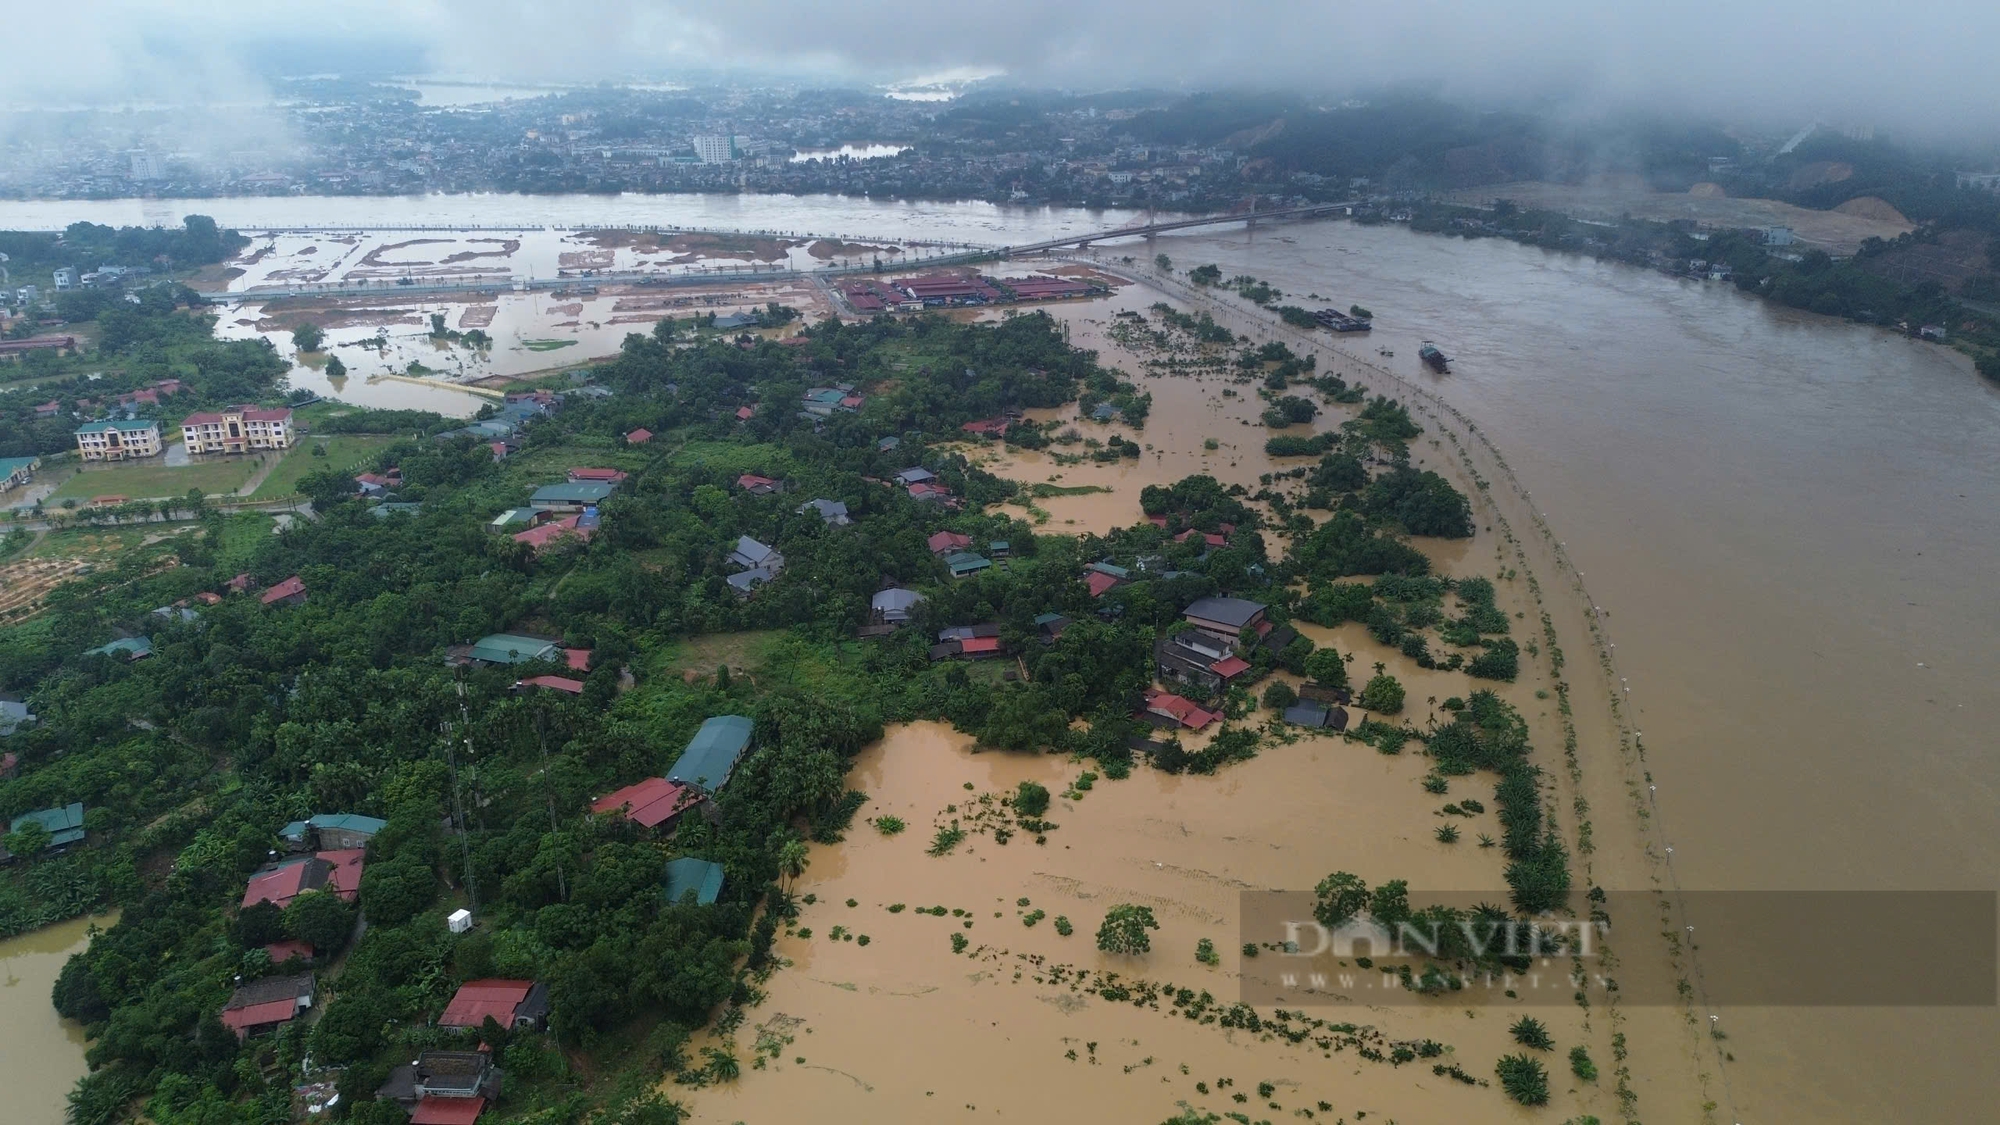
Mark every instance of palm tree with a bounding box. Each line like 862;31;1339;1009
777;837;810;891
703;1044;741;1083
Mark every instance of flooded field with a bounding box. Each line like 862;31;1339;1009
0;914;115;1125
214;273;834;414
687;718;1607;1125
686;268;1682;1123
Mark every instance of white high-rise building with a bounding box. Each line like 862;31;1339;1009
129;150;161;180
692;135;734;165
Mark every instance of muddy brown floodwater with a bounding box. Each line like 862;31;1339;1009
0;913;116;1125
686;274;1670;1123
1071;222;2000;1123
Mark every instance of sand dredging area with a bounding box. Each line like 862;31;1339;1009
681;263;1721;1124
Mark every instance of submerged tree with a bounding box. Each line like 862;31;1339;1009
1096;904;1159;955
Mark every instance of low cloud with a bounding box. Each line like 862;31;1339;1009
5;1;1999;140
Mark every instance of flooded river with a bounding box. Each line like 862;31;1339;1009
1;193;1992;1120
0;914;114;1125
1079;222;2000;1124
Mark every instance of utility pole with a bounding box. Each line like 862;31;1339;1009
447;673;478;913
534;709;568;902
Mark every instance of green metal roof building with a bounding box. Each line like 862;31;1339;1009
74;419;158;435
468;634;561;665
488;507;538;531
663;857;726;905
529;482;615;509
0;455;39;490
11;802;85;849
944;551;992;578
669;715;754;792
279;813;388;845
85;637;152;660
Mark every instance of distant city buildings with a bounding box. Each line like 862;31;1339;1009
692;135;735;164
129;150;162;180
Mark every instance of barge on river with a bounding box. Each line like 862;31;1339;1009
1419;341;1451;373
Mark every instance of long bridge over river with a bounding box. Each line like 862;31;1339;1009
193;201;1357;303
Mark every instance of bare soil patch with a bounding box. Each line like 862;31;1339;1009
807;238;901;260
1834;195;1910;224
558;249;617;270
1449;180;1912;254
441;238;520;264
359;238;452;269
458;305;498;329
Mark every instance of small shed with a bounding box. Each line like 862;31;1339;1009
664;857;726;905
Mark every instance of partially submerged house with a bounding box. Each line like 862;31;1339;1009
1284;701;1349;731
220;973;316;1040
664;857;726;906
591;777;701;832
241;849;364;910
1155;629;1251;694
669;715;754;793
1141;689;1218;731
1180;597;1269;645
439;979;550;1031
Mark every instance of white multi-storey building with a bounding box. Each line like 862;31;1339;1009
74;420;162;461
180;406;295;455
692;135;734;164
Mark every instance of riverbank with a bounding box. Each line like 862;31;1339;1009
1086;256;1729;1114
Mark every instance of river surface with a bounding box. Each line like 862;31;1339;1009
1102;221;2000;1124
0;193;1147;244
0;914;114;1125
0;195;1993;1121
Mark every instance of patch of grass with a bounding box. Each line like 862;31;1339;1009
1569;1045;1598;1082
873;815;906;836
249;434;398;499
47;456;260;502
521;339;580;352
1027;482;1112;498
926;825;967;857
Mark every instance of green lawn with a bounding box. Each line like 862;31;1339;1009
248;435;399;500
47;457;261;503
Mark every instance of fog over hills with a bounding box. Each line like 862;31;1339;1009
6;0;2000;140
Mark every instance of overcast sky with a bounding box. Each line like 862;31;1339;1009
8;0;2000;139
